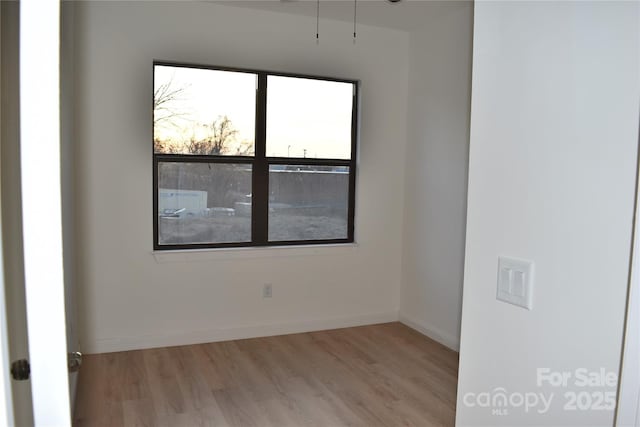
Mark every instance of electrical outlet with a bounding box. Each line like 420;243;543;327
263;283;272;298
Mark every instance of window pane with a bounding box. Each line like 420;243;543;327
158;162;252;245
266;76;354;159
268;165;349;241
154;65;256;156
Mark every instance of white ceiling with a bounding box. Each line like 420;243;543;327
214;0;464;32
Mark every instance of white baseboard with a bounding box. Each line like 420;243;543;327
399;313;460;352
83;311;399;354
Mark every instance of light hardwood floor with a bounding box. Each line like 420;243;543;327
73;322;459;427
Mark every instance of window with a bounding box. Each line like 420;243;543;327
153;62;358;250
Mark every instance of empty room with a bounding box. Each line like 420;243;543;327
1;0;639;426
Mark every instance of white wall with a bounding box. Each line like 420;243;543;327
400;1;473;351
456;1;640;425
74;1;409;353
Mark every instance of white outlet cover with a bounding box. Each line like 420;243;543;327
497;256;534;310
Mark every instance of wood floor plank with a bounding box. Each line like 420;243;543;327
74;354;125;427
211;387;268;427
122;399;156;427
73;322;458;427
143;347;188;416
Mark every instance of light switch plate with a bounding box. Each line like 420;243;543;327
497;256;534;310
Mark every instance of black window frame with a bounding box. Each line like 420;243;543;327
152;60;359;251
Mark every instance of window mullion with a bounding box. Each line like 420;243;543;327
252;73;269;245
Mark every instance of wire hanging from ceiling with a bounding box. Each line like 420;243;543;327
353;0;357;43
316;0;320;44
314;0;362;44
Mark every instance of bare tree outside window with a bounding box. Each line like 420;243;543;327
153;75;188;127
153;75;190;153
186;115;238;155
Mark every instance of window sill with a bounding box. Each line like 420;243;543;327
151;242;359;263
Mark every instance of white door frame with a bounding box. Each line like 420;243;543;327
0;241;14;425
617;118;640;426
19;0;71;425
0;3;16;424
